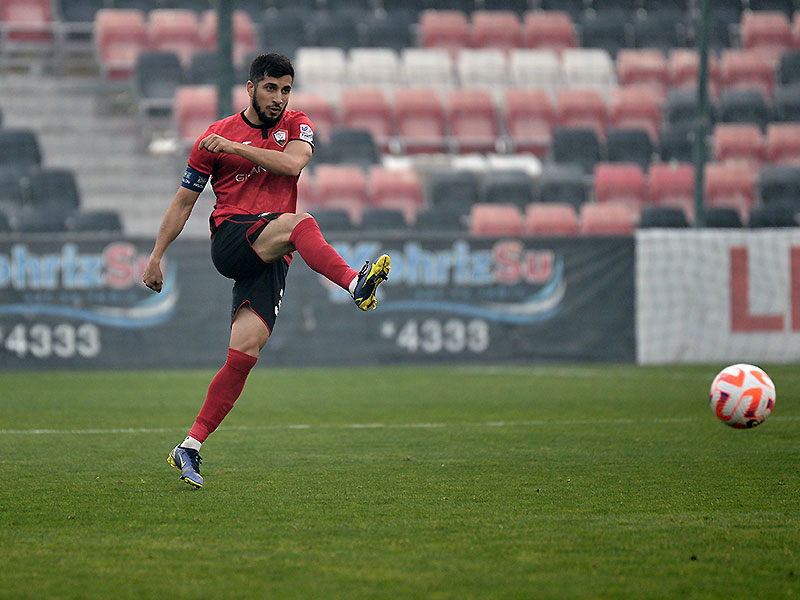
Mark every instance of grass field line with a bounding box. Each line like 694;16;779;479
2;415;799;436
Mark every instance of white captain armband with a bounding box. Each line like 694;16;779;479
181;165;210;192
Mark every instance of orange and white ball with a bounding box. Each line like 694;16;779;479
709;364;776;429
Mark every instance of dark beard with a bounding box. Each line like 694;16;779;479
252;97;284;128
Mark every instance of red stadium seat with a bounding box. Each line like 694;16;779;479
288;92;337;143
522;11;577;51
313;165;368;223
593;163;647;215
668;48;721;98
233;86;249;112
556;88;607;139
394;87;448;154
704;162;756;217
766;123;800;165
794;12;800;48
741;11;792;63
296;171;316;212
1;0;52;43
580;202;636;235
504;88;556;156
447;88;500;154
94;9;148;80
616;49;669;98
199;10;257;68
525;202;579;235
720;49;775;99
470;203;524;236
174;85;217;146
419;10;471;54
146;9;201;67
712;123;765;170
647;162;695;215
340;88;394;152
608;86;662;141
368;167;424;223
472;10;522;49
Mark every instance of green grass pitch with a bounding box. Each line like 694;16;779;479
1;365;798;599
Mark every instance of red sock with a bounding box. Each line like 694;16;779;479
188;348;257;443
289;217;358;290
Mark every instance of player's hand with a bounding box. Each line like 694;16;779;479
199;133;235;154
142;259;164;293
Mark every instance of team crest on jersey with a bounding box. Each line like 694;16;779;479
299;123;314;143
273;129;288;146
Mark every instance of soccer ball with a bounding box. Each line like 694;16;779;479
709;364;776;429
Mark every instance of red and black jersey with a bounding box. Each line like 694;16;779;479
185;109;314;230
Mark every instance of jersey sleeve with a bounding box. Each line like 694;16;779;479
288;111;315;149
186;124;218;176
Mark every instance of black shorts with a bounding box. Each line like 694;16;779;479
210;213;289;332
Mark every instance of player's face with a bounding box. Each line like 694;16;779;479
248;75;292;127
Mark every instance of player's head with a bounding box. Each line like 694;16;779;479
246;53;294;127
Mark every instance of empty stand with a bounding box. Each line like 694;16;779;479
186;50;218;86
720;49;775;100
360;207;408;230
69;210;123;233
470;203;524;236
0;128;42;171
472;10;522;49
362;12;414;51
522;10;577;51
537;164;589;209
294;47;348;98
400;48;456;88
368;167;424;223
428;169;481;216
704;162;756;217
638;206;690;228
313;165;368;222
93;9;147;80
561;48;617;94
1;0;53;44
414;206;466;231
199;10;257;68
758;165;800;210
308;10;360;51
712;123;766;170
482;170;535;208
525;202;579;235
456;49;508;91
647;162;695;214
616;49;669;98
134;51;184;115
504;88;556;156
704;206;744;228
632;8;688;53
778;51;800;88
508;49;561;92
288;92;336;143
668;48;721;97
259;9;310;59
419;10;471;54
393;87;449;154
718;89;771;130
146;9;201;67
605;127;654;171
556;88;607;138
580;202;636;235
551;127;602;174
324;128;381;167
339;88;393;151
308;208;354;232
658;123;695;163
766;123;800;165
593;163;647;215
174;85;216;146
773;85;800;121
608;86;662;141
741;10;792;63
579;9;630;58
348;48;401;89
748;204;798;228
447;88;500;154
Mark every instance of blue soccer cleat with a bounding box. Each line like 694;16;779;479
352;254;391;311
168;445;204;488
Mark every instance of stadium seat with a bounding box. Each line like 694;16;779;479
778;51;800;88
470;203;525;237
539;0;583;21
579;202;636;235
741;11;792;63
579;8;630;58
58;0;105;24
93;9;147;80
174;85;216;146
718;89;771;130
347;48;401;89
748;0;794;15
706;3;741;51
504;88;556;156
13;211;69;233
758;165;800;210
664;88;704;128
704;206;744;228
186;51;218;86
647;162;695;214
308;10;360;51
294;47;347;98
456;49;508;92
308;208;354;232
146;9;201;67
561;48;617;94
400;48;456;89
362;12;414;51
419;10;471;54
605;128;654;171
632;8;688;53
0;167;26;214
313;165;368;222
593;163;647;215
0;0;53;43
428;169;481;216
551;127;602;174
0;212;10;233
368;167;424;223
712;123;766;170
134;51;184;116
748;204;798;228
359;207;408;230
471;10;522;49
638;206;690;228
68;210;123;233
393;87;449;154
324;128;381;167
668;48;721;98
483;170;535;208
414;206;466;231
522;10;577;51
615;50;669;98
556;88;607;139
705;162;756;217
447;88;500;154
23;168;81;215
288;92;337;144
0;128;42;171
339;88;393;152
720;49;775;100
608;87;662;141
525;202;579;235
508;49;561;93
766;123;800;165
258;9;310;59
537;164;589;209
199;10;256;68
658;123;695;163
773;84;800;121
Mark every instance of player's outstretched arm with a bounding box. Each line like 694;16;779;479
143;186;200;293
200;134;312;177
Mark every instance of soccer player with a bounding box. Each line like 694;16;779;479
142;53;390;488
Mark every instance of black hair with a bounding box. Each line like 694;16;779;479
248;52;294;83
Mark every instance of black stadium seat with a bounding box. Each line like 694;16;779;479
68;210;123;233
638;206;690;228
482;170;535;208
537;164;589;209
749;204;798;228
719;89;770;130
134;51;184;116
309;208;354;231
606;127;654;171
428;170;481;217
0;128;42;171
551;127;602;174
704;207;743;228
359;207;407;230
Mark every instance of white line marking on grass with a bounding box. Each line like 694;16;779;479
2;416;798;436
